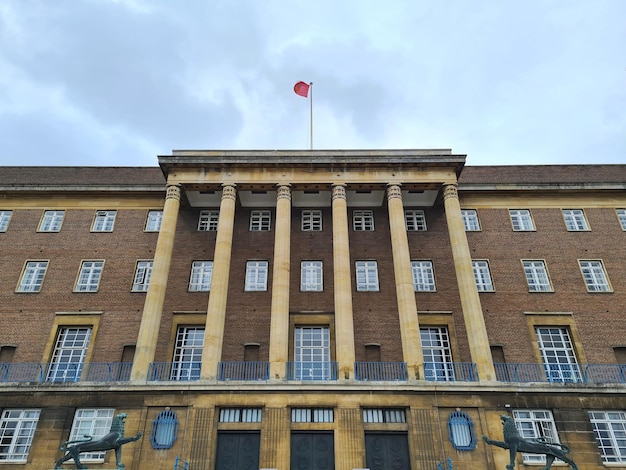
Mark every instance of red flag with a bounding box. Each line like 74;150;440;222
294;81;310;98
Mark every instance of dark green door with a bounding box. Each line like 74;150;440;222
290;432;334;470
365;432;410;470
215;432;260;470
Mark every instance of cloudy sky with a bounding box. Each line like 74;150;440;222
0;0;624;167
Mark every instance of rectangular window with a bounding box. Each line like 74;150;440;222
171;327;204;381
0;409;41;462
353;210;374;231
579;260;611;292
47;327;92;382
301;210;322;231
189;261;213;292
294;326;331;380
411;260;435;291
132;260;153;292
472;260;494;291
562;209;589;231
249;210;271;231
219;408;262;423
291;408;334;423
17;261;48;292
68;409;114;462
522;260;552;292
405;209;427;231
75;260;104;292
245;261;268;291
509;209;535;231
145;210;163;231
588;410;626;463
356;260;379;292
421;327;454;381
362;409;406;423
535;327;581;382
38;210;65;232
512;410;561;465
0;210;13;232
198;210;219;231
461;209;480;231
301;261;323;291
616;209;626;231
91;210;116;232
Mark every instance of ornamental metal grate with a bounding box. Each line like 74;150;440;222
151;409;178;449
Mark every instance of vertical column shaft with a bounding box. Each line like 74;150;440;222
387;184;424;379
269;184;291;379
131;183;181;381
332;184;356;379
201;184;237;379
443;182;496;381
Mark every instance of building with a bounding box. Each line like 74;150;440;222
0;149;625;470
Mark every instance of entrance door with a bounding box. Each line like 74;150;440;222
215;432;260;470
290;432;334;470
365;433;410;470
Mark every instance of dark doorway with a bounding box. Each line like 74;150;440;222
290;432;334;470
215;432;260;470
365;432;410;470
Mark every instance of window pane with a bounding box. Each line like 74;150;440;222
198;210;219;231
132;260;153;292
92;210;116;232
145;210;163;231
356;261;379;291
245;261;268;291
47;327;92;382
461;209;480;231
171;327;204;380
18;261;48;292
411;261;435;291
189;261;213;291
353;210;374;231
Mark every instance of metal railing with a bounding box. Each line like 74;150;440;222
84;362;133;382
424;362;478;382
0;362;132;383
218;361;270;381
495;363;626;384
148;362;201;381
286;361;338;380
354;362;408;381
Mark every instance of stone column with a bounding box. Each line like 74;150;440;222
443;182;496;381
269;184;291;379
387;184;424;379
332;184;356;379
131;183;181;381
201;184;237;380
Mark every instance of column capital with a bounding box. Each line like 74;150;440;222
386;183;403;200
332;183;347;201
221;183;237;201
443;183;458;201
165;183;182;201
276;184;292;201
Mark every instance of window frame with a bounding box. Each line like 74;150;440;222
68;409;115;462
421;326;454;381
0;210;13;232
188;260;213;292
0;409;41;462
75;260;105;292
512;410;562;465
588;410;626;464
411;260;436;292
404;209;427;231
535;326;581;382
132;260;153;292
522;260;553;292
17;260;49;293
47;326;93;382
562;209;590;231
249;210;271;231
352;210;375;231
91;210;117;232
145;210;163;232
509;209;535;231
460;209;480;231
616;209;626;231
245;260;269;291
300;260;323;292
171;326;205;381
198;210;219;231
355;260;379;292
38;210;65;232
301;209;322;231
578;259;612;292
472;260;494;292
293;326;332;380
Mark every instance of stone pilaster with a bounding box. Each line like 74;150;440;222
335;407;366;470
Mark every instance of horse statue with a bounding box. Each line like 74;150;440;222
54;412;143;469
482;414;578;470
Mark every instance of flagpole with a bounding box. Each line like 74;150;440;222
309;82;313;150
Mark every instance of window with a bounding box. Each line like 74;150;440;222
151;409;179;449
617;209;626;230
189;261;213;292
562;209;589;231
512;410;561;465
245;261;268;291
68;409;114;461
91;210;116;232
579;260;611;292
132;260;153;292
249;210;271;231
588;410;626;463
291;408;333;423
47;327;92;382
509;209;534;231
363;409;406;423
38;210;64;232
293;326;331;380
0;409;41;462
0;210;13;232
411;260;435;291
356;261;379;292
171;327;204;381
219;408;262;423
405;209;427;231
522;260;552;292
75;260;104;292
535;327;581;382
461;209;480;231
302;210;322;231
17;261;48;292
353;210;374;231
301;261;323;291
472;260;494;291
448;410;477;451
145;210;163;231
198;210;219;231
421;327;454;381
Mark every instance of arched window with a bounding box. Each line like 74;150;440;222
150;408;178;449
448;410;476;450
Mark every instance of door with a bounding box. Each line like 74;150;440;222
365;433;411;470
215;432;260;470
290;432;334;470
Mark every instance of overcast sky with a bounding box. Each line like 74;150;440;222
1;0;624;167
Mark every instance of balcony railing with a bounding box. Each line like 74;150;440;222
287;361;338;380
354;362;408;381
148;362;201;381
0;362;132;383
424;362;478;382
84;362;133;382
495;363;626;384
218;361;270;381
